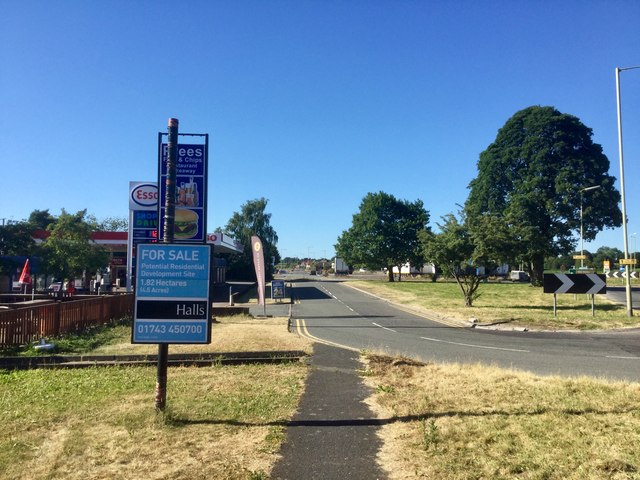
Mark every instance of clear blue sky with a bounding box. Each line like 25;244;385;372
2;1;639;260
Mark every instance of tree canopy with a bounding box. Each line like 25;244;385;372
40;209;109;280
465;106;621;285
223;198;280;280
0;222;37;279
335;191;429;281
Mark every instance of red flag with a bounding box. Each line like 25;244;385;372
19;259;31;284
251;236;266;307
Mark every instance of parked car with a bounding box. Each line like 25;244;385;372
510;270;529;282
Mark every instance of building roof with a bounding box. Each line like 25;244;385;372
32;230;244;254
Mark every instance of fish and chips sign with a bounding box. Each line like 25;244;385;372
132;243;211;344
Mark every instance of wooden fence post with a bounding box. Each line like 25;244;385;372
54;302;61;336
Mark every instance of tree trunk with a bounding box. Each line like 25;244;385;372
530;255;545;286
388;266;395;282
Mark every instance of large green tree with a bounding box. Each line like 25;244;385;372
223;198;280;281
465;106;621;285
0;222;38;282
40;209;109;280
335;192;429;282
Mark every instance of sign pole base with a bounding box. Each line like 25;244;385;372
155;343;168;411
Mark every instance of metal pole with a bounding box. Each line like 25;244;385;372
580;193;584;269
616;67;636;316
156;117;179;411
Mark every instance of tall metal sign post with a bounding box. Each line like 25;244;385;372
158;118;178;410
131;119;211;411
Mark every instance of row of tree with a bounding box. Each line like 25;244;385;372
336;106;622;306
0;199;282;287
0;209;122;285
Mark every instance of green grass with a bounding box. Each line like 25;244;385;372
0;363;307;480
4;318;133;357
350;280;638;330
0;315;311;479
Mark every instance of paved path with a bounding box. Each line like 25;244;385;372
270;343;387;480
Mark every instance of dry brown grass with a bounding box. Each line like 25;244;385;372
91;315;312;355
363;354;640;479
1;315;313;480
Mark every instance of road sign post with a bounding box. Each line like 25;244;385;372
543;273;606;318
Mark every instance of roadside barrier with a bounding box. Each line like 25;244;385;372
0;295;133;348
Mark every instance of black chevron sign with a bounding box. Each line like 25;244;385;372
606;271;638;279
543;273;606;295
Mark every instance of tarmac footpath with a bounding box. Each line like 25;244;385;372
270;342;387;480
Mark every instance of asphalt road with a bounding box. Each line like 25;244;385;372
291;279;640;382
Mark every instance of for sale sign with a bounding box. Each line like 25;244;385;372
132;243;211;344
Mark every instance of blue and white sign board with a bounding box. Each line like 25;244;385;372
271;280;285;300
133;243;211;344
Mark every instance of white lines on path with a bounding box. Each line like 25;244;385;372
321;285;354;311
420;336;530;353
372;322;397;333
606;355;640;360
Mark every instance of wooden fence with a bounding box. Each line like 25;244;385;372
0;295;134;348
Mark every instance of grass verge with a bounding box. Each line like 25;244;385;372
363;353;640;480
0;314;312;480
348;280;638;330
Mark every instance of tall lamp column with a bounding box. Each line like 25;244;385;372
616;66;640;317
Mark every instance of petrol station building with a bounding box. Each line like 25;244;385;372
31;230;243;291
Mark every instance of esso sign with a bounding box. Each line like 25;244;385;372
130;182;158;210
206;233;218;243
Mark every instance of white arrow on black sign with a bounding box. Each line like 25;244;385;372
543;273;607;295
606;271;637;279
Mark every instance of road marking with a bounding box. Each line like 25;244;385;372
322;285;356;312
420;336;530;353
295;319;359;352
606;355;640;360
372;322;397;333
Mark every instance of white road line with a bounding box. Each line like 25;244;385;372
420;336;530;353
372;322;397;333
324;286;356;312
606;355;640;360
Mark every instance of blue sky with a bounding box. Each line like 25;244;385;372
2;1;639;260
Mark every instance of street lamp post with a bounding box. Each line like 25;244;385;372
580;185;601;269
616;65;640;317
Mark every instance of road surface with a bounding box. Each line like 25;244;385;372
291;279;640;382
